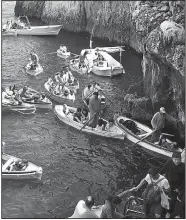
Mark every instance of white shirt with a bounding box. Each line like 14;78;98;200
69;200;99;218
68;93;75;102
84;87;92;98
62;73;69;83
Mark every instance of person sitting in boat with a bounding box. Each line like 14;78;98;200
67;90;75;102
119;118;140;135
59;44;67;53
105;119;116;132
63;88;70;97
157;134;182;152
8;159;28;172
96;118;107;131
40;94;47;102
54;72;61;84
114;112;120;121
63;104;70;115
73;108;82;123
83;85;92;105
19;86;33;100
81;108;89;122
29;52;39;70
69;196;99;218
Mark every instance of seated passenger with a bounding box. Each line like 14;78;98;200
96;118;107;131
9;159;28;171
114;112;120;121
63;104;70;115
60;44;67;52
67;90;75;102
157;135;181;152
40;94;47;102
73;108;82;123
105;119;115;132
81;108;89;122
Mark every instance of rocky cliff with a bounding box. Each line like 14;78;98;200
15;1;185;144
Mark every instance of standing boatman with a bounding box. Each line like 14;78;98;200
151;107;167;142
88;92;102;128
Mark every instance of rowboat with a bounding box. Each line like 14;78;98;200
3;16;62;36
82;91;106;112
2;153;42;180
2;101;36;114
57;49;71;59
115;116;183;158
25;63;43;76
91;51;124;77
80;48;124;77
2;30;17;36
69;58;88;75
21;87;52;110
44;81;76;105
54;105;125;140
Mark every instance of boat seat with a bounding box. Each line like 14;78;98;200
2;158;14;172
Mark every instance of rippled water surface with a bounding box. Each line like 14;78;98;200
2;1;165;218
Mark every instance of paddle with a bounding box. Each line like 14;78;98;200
132;129;157;147
99;90;114;106
79;113;96;133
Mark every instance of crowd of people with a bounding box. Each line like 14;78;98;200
47;67;77;101
69;151;185;218
2;17;28;32
2;85;47;105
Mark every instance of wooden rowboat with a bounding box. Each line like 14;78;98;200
2;101;36;114
54;105;125;140
21;87;52;110
44;81;76;105
25;63;43;76
79;48;124;77
69;58;88;75
115;116;183;158
57;49;71;59
2;153;43;180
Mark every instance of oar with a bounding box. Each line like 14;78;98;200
132;130;157;147
99;90;114;106
79;113;96;133
44;52;57;55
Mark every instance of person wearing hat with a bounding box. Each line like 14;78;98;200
159;151;185;217
88;92;102;128
151;107;167;143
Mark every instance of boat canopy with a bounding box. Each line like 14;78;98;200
95;46;124;53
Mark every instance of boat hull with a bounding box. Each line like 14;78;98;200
115;116;183;158
15;25;62;36
2;153;42;180
44;82;76;106
25;64;43;76
57;49;71;59
2;102;35;113
91;51;124;77
54;105;125;140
